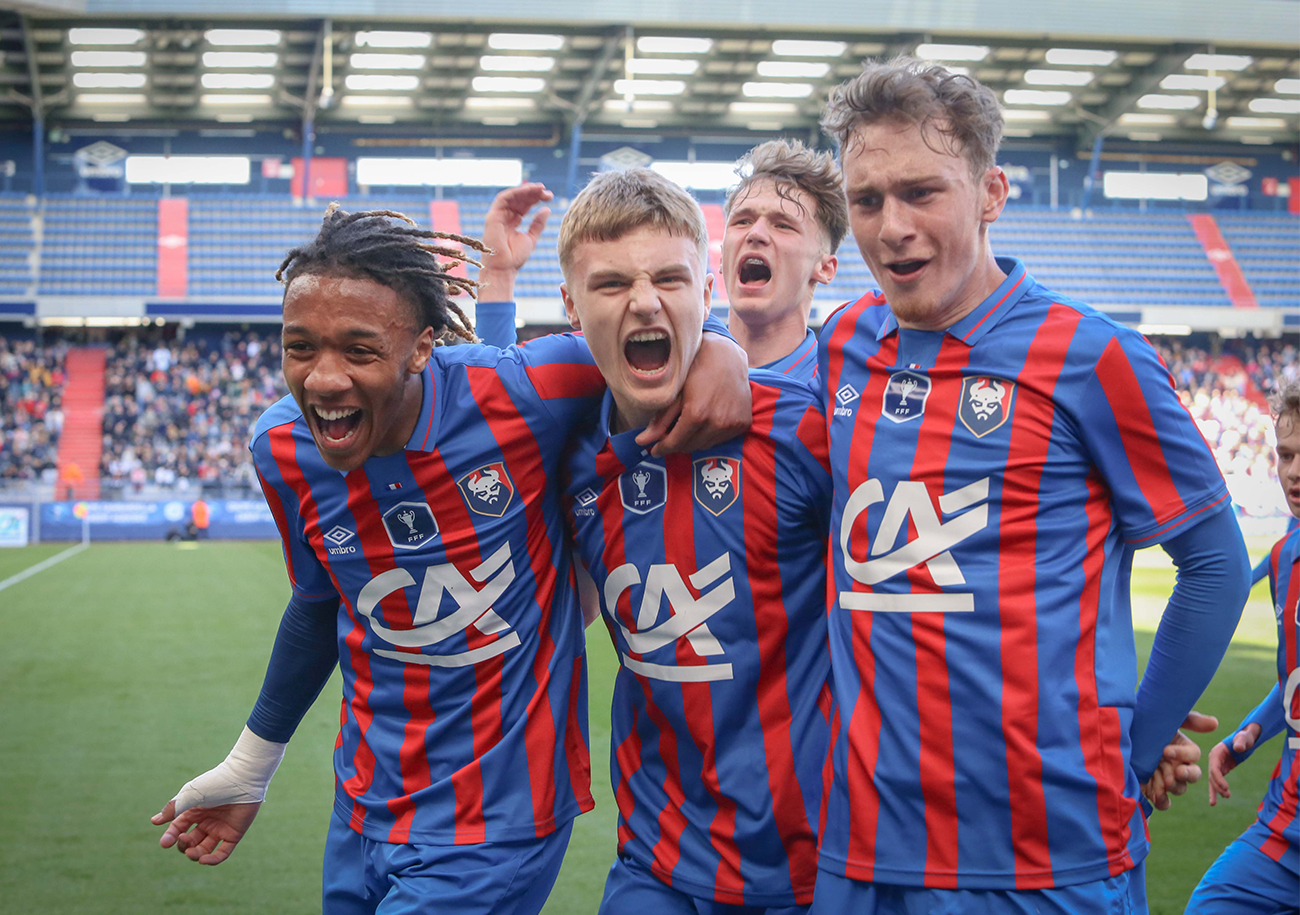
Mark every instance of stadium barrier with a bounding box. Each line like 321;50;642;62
29;498;278;542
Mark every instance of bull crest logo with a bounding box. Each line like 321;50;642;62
457;462;515;517
958;376;1016;437
693;457;740;516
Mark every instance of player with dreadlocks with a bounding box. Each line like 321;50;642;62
151;183;751;915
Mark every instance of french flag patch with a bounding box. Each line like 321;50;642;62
386;481;402;491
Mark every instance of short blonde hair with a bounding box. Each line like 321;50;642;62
726;138;848;252
558;168;709;280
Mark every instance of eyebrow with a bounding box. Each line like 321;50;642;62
849;173;946;196
282;324;385;339
586;263;693;284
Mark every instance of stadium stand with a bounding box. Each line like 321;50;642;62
1216;213;1300;310
0;334;66;483
0;193;35;296
37;195;157;296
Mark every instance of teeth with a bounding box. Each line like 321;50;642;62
744;257;765;266
628;331;667;343
315;407;360;421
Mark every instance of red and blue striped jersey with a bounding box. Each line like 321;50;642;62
251;334;603;845
564;373;833;906
815;258;1231;890
761;328;818;382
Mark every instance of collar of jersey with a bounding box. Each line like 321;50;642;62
597;389;656;472
400;363;439;452
874;256;1030;347
761;327;817;375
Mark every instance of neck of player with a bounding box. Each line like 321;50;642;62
727;303;812;369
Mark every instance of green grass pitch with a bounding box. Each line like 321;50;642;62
0;539;1284;913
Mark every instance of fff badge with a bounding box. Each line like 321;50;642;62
693;457;740;516
882;370;931;423
457;462;515;517
958;376;1016;437
619;464;667;515
382;501;439;551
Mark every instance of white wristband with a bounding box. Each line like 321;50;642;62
171;726;287;815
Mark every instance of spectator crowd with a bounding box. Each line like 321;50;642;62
0;335;66;483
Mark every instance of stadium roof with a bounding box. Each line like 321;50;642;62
0;7;1296;150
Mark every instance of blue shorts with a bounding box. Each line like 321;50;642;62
321;811;573;915
599;852;809;915
809;862;1147;915
1186;836;1299;915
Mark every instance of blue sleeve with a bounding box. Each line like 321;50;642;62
246;594;339;743
475;300;517;348
702;312;735;342
1129;505;1251;781
1224;683;1288;765
1251;555;1272;586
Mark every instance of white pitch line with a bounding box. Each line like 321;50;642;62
0;542;89;593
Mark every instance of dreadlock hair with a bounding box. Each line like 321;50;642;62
276;203;490;344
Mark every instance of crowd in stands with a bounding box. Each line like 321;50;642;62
99;330;286;494
0;335;66;483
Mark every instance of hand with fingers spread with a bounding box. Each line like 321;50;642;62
152;799;262;865
1208;721;1262;806
636;332;752;457
1142;710;1218;811
478;182;554;302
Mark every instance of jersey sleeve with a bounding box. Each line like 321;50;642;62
511;331;607;428
474;300;518;349
1072;325;1230;545
252;434;339;602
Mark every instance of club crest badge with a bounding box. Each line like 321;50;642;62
382;501;439;551
693;457;740;516
619;464;667;515
457;462;515;517
958;376;1016;437
882;370;931;423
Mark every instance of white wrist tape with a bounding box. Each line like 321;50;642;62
171;726;287;815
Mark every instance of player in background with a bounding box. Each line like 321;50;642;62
557;167;832;913
810;58;1251;913
720;139;845;380
149;197;751;915
1188;379;1300;915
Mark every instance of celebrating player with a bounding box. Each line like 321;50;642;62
1187;379;1300;914
557;166;833;913
810;58;1251;913
150;196;751;915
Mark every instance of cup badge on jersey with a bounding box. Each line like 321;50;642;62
958;376;1016;438
882;369;931;424
693;457;740;516
620;464;667;515
382;501;439;550
457;462;515;517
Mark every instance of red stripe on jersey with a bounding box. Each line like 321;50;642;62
613;703;644;851
999;303;1081;888
255;467;297;583
796;404;832;476
959;272;1025;343
823;293;884;410
1076;473;1136;874
1263;552;1300;846
841;334;899;880
905;339;971;888
525;361;606;401
564;653;592;821
743;386;818;901
1095;337;1189;529
782;341;814;376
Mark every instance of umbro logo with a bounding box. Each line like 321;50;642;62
835;382;859;418
574;486;599;517
323;525;357;556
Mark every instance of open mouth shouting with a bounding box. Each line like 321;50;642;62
737;255;772;287
624;330;672;378
310;405;364;451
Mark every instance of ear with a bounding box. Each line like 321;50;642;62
560;283;582;331
980;166;1010;226
409;325;434;373
814;252;838;286
701;272;713;317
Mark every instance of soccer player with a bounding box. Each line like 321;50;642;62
1188;379;1300;914
720;139;845;380
150;196;751;915
809;58;1251;913
557;166;833;914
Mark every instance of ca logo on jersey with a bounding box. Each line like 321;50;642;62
604;553;735;681
959;376;1016;437
693;457;740;515
620;464;667;515
882;370;930;423
357;542;519;667
382;502;439;550
458;462;515;517
839;477;989;613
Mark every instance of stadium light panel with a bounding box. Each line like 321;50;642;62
199;94;274;106
1001;109;1053;121
915;43;988;62
73;72;147;88
1250;98;1300;114
355;157;523;187
488;34;565;51
1160;74;1226;91
465;97;538;109
652;161;739;190
202;52;278;68
358;115;398;124
472;77;546;93
1184;53;1252;71
729;101;799;115
355;31;433;49
78;93;147;104
613;79;687;96
770;40;846;57
126;156;251;185
92;112;130;122
340;96;413;108
1118;112;1177;125
204;29;281;46
627;58;699;75
1137;94;1201;110
1023;69;1094;86
1225;116;1287;129
756;61;830;78
1003;89;1072;106
349;53;425;70
1275;79;1300;94
480;55;555;72
742;82;814;98
202;73;275;89
1045;48;1117;66
637;37;713;54
217;114;254;123
345;75;420;91
603;99;673;112
67;28;144;45
70;51;146;67
1103;171;1207;201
